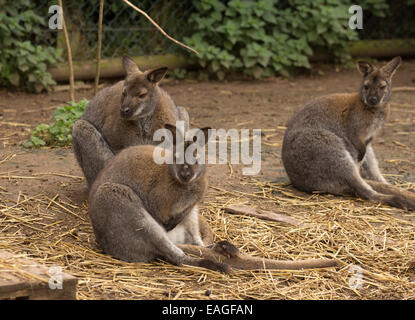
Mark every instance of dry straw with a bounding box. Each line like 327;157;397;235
1;173;415;299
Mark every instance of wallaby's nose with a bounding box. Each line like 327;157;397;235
180;170;192;182
120;107;132;118
368;97;378;105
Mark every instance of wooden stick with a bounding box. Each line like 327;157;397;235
224;204;301;226
58;0;75;102
0;121;31;127
394;86;415;92
94;0;105;94
121;0;199;55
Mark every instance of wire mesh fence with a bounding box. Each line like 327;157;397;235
33;0;195;61
31;0;415;63
357;0;415;40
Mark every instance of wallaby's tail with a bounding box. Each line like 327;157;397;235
179;241;337;271
365;180;415;211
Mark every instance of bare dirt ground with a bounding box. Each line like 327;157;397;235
0;60;415;300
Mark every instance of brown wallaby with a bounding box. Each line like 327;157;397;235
89;124;337;272
282;57;415;211
72;55;190;186
88;124;232;273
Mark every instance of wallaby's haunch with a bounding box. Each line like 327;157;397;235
282;57;415;211
89;124;337;272
72;56;189;186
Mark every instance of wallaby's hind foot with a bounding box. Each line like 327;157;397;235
365;180;415;210
211;240;240;258
72;120;114;186
347;172;415;211
181;255;232;274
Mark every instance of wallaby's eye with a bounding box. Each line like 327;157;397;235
138;92;147;99
379;85;386;90
363;85;369;90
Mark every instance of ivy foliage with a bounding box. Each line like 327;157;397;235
182;0;415;79
23;99;89;148
0;0;62;91
182;0;358;79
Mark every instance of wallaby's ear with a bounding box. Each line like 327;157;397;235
381;56;401;79
191;127;211;146
357;61;374;76
164;124;184;146
147;67;168;84
198;127;212;146
122;56;140;75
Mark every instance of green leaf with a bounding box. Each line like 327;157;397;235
9;73;20;86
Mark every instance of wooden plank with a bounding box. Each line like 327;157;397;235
0;250;77;300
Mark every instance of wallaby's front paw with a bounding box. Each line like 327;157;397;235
212;240;240;259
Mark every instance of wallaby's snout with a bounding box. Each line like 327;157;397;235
120;104;133;118
178;164;194;183
368;96;378;106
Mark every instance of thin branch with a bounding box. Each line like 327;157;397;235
121;0;199;55
58;0;75;101
94;0;105;94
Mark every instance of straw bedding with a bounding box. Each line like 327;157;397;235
1;170;415;300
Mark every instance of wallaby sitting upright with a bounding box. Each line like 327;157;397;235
282;57;415;211
89;124;337;271
72;56;190;186
88;124;232;272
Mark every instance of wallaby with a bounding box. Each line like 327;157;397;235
88;124;231;272
72;55;190;186
282;57;415;211
89;124;337;272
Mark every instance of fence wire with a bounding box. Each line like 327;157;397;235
34;0;194;61
357;0;415;40
32;0;415;63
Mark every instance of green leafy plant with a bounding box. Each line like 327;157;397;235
0;0;62;91
183;0;359;79
23;99;89;148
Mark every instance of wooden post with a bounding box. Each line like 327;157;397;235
57;0;75;102
94;0;105;94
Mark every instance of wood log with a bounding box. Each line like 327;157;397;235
48;54;190;82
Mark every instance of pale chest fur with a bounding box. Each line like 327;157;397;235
364;116;384;142
361;103;389;143
150;178;207;231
